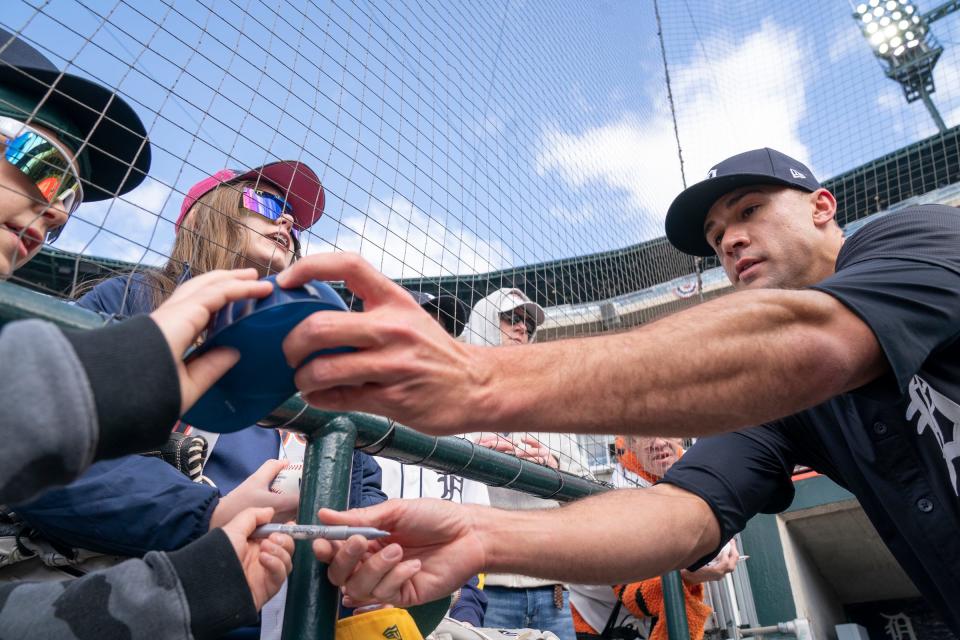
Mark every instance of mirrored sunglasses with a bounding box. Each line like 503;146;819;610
501;310;537;336
241;187;299;241
0;116;84;243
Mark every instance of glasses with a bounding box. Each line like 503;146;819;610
501;310;537;336
241;187;299;241
0;116;83;243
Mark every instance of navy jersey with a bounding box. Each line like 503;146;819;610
662;205;960;634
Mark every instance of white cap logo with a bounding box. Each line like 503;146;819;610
706;168;718;179
790;168;807;179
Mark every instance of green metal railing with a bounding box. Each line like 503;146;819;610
0;279;691;639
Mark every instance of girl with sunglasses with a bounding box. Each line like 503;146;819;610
15;162;387;639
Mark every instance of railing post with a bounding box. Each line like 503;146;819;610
281;415;357;640
661;570;691;639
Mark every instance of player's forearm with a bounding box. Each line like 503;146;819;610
474;484;718;584
479;288;885;436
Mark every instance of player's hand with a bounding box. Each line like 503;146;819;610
210;460;300;530
277;253;490;435
149;268;273;414
311;498;485;607
220;507;296;610
681;540;739;585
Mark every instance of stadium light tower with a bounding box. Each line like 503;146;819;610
853;0;960;133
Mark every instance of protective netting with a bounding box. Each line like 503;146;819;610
5;0;960;479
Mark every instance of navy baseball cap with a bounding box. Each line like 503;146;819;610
665;148;820;256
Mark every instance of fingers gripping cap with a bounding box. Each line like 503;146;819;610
664;148;820;256
181;275;350;433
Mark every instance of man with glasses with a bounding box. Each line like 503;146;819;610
0;27;297;639
460;288;590;640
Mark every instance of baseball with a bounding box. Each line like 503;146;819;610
270;462;303;494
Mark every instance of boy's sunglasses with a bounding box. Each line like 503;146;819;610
241;187;300;242
501;310;537;336
0;116;83;242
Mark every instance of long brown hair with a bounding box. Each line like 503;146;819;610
142;180;300;308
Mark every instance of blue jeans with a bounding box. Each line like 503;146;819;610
483;585;576;640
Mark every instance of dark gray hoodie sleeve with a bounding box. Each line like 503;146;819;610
0;316;180;506
0;319;258;639
0;528;258;640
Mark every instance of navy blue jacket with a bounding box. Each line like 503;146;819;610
17;275;386;557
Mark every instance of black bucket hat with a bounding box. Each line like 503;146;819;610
0;27;151;200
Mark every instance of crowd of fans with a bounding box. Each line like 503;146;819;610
0;27;737;640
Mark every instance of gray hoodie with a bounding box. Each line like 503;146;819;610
0;318;257;639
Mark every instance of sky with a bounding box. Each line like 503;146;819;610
5;0;960;281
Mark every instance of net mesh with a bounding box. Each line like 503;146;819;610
5;0;960;478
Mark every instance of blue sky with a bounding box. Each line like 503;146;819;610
5;0;960;278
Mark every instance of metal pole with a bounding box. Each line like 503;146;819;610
661;570;691;639
281;415;358;640
919;83;948;133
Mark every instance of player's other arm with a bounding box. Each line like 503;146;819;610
479;484;717;584
313;484;719;607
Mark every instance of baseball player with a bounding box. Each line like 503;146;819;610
279;148;960;635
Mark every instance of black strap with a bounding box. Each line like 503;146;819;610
600;585;629;637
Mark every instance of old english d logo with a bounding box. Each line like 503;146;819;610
383;624;403;639
706;168;718;179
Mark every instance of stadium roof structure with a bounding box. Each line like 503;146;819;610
14;123;960;307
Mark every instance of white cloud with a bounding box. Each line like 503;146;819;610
670;19;811;179
536;113;681;231
320;195;512;279
535;19;812;233
828;22;867;63
55;179;175;266
933;54;960;131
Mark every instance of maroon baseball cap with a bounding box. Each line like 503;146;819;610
176;160;325;232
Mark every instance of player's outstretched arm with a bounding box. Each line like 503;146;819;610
312;484;718;607
279;252;886;438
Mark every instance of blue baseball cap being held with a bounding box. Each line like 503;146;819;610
665;148;820;257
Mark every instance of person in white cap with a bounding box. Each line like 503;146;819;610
461;288;589;640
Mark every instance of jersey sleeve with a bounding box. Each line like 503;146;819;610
810;205;960;395
660;422;799;569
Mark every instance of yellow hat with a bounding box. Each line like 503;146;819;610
336;607;423;640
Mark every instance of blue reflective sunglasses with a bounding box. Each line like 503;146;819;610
241;187;299;241
0;116;83;242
